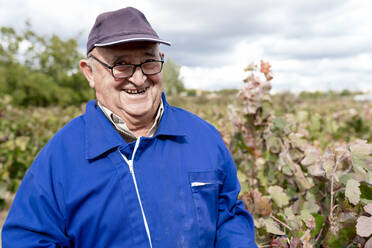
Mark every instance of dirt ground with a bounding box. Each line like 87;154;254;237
0;210;7;246
0;194;14;247
0;209;8;247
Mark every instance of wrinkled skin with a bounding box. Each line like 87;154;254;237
80;42;163;137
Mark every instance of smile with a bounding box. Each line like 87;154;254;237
122;87;149;95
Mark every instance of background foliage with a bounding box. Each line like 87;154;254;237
0;23;94;106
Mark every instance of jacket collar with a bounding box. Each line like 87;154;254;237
84;93;185;160
84;100;124;160
155;93;186;137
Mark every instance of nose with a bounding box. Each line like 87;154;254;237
128;66;147;86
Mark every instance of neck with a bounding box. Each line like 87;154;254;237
123;113;155;137
97;100;161;138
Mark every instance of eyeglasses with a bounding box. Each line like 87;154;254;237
88;54;164;79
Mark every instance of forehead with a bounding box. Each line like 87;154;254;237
96;42;159;59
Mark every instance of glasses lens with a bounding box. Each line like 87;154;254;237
112;61;163;78
142;61;162;75
113;65;134;78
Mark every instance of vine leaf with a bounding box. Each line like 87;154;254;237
301;146;321;166
303;192;320;213
350;139;372;175
262;218;285;235
279;151;313;191
307;164;325;177
356;203;372;238
345;179;361;205
364;203;372;215
283;207;302;230
300;209;316;229
356;216;372;237
365;237;372;248
321;148;335;179
237;170;249;194
303;146;325;177
268;185;289;208
0;182;7;199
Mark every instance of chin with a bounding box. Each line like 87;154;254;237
125;104;154;117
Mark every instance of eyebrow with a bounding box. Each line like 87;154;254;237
144;51;156;57
111;55;127;64
110;51;157;64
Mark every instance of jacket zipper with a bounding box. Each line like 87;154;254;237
120;137;153;248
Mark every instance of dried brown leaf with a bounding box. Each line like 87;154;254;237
252;190;272;216
289;238;303;248
244;62;257;72
271;237;288;248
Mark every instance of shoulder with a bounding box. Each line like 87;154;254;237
165;105;227;154
165;104;233;173
29;114;86;172
168;105;221;138
46;115;86;150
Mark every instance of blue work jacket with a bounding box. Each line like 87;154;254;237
2;94;257;248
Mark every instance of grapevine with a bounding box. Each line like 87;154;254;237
229;61;372;247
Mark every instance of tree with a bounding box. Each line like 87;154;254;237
0;23;94;107
162;58;185;96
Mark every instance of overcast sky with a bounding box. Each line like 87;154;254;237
1;0;371;92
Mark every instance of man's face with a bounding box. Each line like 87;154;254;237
86;42;163;122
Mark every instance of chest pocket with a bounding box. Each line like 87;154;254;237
189;170;225;247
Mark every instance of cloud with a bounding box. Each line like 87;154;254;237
1;0;371;92
262;36;372;60
180;65;245;90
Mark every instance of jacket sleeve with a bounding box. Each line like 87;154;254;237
215;145;258;248
1;167;71;248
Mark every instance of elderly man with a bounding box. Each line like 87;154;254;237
2;7;257;248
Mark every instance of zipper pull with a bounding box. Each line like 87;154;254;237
128;161;134;174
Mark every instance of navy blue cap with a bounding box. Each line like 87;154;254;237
87;7;171;55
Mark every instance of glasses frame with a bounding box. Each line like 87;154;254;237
88;54;164;79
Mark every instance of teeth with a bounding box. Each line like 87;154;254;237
123;87;148;95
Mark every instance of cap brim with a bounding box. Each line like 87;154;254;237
95;37;171;47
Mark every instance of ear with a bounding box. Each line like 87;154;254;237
79;59;95;88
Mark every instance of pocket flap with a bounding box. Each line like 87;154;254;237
189;170;225;187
